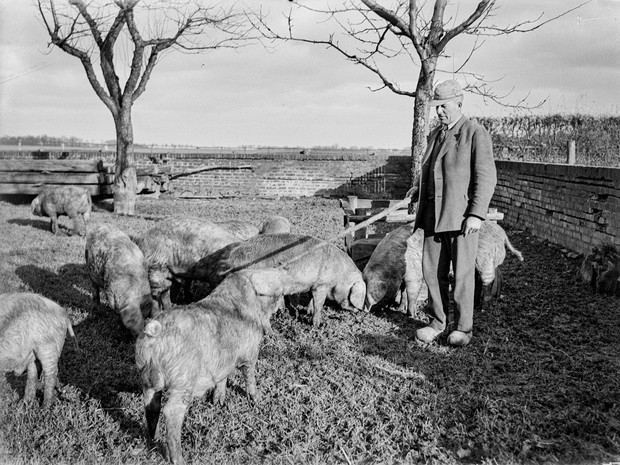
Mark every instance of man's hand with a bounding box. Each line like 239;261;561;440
406;185;419;201
462;216;482;236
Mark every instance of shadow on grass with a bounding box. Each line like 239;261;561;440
15;263;91;308
7;218;52;233
12;263;145;440
92;197;114;212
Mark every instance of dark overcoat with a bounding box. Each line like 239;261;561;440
413;116;497;233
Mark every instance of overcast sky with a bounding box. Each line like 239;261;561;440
1;0;619;149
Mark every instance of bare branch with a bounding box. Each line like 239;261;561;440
439;0;494;48
467;82;549;110
467;1;589;36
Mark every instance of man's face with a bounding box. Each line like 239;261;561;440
436;100;462;126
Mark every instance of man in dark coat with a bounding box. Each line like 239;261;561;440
411;80;497;347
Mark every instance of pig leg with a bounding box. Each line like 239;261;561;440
240;357;258;402
151;298;163;317
91;282;101;310
402;278;424;317
38;347;60;409
23;356;38;403
144;388;162;440
78;213;87;236
310;286;328;326
68;215;78;236
49;213;59;234
119;306;145;337
213;379;227;405
160;289;172;311
163;389;191;465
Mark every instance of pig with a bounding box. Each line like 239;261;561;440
135;268;294;465
475;221;524;309
364;221;523;315
363;224;425;316
0;293;76;408
579;242;619;294
31;186;92;236
216;219;260;241
135;217;239;312
596;259;620;296
259;215;291;235
85;223;154;336
189;233;366;326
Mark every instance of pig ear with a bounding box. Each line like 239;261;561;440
349;281;366;310
143;320;162;338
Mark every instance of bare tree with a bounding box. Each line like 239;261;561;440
253;0;585;187
37;0;251;214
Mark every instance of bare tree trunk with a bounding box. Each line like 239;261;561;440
113;106;137;215
407;65;435;212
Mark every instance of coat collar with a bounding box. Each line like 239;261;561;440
423;116;468;164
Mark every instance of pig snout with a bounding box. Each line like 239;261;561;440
349;281;366;311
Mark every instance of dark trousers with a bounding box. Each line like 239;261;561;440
422;202;479;332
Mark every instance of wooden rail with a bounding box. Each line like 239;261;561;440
340;195;505;269
0;160;173;196
0;160;113;196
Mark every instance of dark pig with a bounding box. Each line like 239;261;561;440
191;233;366;326
31;186;92;236
135;268;294;465
136;217;239;311
85;224;153;335
0;293;76;408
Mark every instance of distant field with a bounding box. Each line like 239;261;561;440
0;144;410;157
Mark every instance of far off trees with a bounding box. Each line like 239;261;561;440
37;0;251;215
254;0;584;187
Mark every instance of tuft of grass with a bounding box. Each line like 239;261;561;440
1;196;619;465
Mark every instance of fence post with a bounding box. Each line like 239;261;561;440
567;139;576;165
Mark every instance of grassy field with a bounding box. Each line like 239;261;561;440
0;195;618;465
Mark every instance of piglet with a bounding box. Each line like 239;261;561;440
85;223;153;335
0;293;76;408
135;268;293;465
31;186;92;236
190;233;366;326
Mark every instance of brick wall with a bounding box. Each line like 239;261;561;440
0;150;412;199
490;161;619;254
1;150;618;254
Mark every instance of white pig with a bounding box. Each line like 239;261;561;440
363;224;425;316
0;293;76;408
135;268;294;465
258;216;291;235
190;233;366;326
85;223;154;335
31;186;92;236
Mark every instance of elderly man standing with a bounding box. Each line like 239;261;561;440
411;80;497;347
